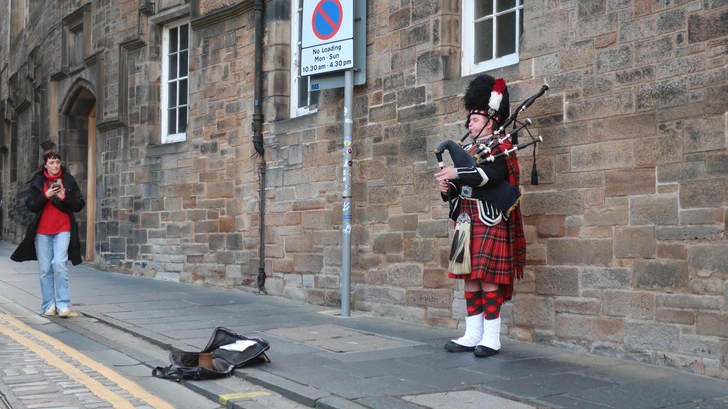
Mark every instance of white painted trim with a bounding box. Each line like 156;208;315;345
290;1;317;118
160;18;190;144
461;0;523;76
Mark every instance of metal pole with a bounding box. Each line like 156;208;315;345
341;69;354;317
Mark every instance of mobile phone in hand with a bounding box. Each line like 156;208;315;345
52;179;61;189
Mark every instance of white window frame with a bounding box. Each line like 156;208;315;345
161;18;190;143
290;1;319;118
462;0;524;76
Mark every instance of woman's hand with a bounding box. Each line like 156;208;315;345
56;182;66;200
45;186;58;199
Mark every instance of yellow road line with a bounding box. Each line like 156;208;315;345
0;314;175;409
219;391;270;405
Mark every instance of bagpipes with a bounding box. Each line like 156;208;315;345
434;84;550;214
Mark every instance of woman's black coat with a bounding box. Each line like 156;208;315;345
11;167;86;265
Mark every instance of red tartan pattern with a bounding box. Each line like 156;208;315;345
447;140;526;302
447;198;514;285
465;290;484;315
483;289;505;319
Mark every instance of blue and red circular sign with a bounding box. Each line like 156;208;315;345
312;0;343;41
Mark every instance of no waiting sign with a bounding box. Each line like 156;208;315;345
302;0;353;48
301;0;354;76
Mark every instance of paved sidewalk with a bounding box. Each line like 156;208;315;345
1;240;727;409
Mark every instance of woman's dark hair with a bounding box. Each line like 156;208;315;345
27;150;63;183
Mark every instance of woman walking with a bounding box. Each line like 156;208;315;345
12;150;85;317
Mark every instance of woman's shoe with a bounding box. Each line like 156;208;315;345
58;307;70;318
43;303;56;316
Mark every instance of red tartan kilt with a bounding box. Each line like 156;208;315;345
447;198;515;286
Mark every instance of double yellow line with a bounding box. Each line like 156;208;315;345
0;314;174;409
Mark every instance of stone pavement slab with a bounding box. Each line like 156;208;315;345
2;240;728;409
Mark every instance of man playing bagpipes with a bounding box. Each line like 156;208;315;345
434;75;526;358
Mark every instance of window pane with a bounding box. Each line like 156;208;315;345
179;51;189;77
180;24;189;50
496;11;516;58
169;54;178;80
170;27;178;53
497;0;516;12
179;79;188;105
168;109;177;135
474;19;493;63
475;0;493;18
168;82;177;108
298;80;308;108
178;106;187;133
310;90;320;106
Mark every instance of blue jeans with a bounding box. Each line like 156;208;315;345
35;232;71;312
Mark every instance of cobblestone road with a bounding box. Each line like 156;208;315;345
0;314;171;409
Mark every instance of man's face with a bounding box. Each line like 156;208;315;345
468;114;494;139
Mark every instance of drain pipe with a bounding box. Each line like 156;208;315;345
252;0;266;293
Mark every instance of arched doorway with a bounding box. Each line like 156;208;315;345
59;80;97;262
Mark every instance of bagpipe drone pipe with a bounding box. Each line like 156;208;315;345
433;84;550;213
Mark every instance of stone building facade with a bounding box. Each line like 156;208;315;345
1;0;727;378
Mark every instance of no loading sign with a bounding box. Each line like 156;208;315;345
312;0;343;40
301;0;353;49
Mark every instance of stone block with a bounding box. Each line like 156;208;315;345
397;86;426;108
656;308;695;325
555;314;623;343
293;254;323;274
656;225;724;241
536;216;566;238
559;39;604;71
582;267;631;288
688;9;728;43
605;168;656;197
637;77;688;111
633;259;688;292
634;35;673;66
372;233;404;254
681;334;721;359
689;244;728;279
697;312;728;337
369;103;396;122
657;243;688;259
657;55;705;80
706;151;728;175
680;178;728;208
634;132;683;166
657;293;724;310
513;295;555;329
566;93;634;122
630;195;679;225
614;226;656;258
624;322;680;351
555;297;601;315
389;214;418;231
584;197;629;226
704;84;728;115
355;285;406;306
406;289;451;309
615;67;655;85
423;268;454;289
576;13;618;40
388;8;411;31
602;290;655;319
595;45;633;73
387;264;423;287
522;12;570;56
536;266;580;296
521;190;584;217
548;239;613;266
683;115;726;154
572;140;636;171
403;238;436;262
418;220;449;238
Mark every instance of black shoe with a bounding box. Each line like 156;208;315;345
444;341;476;352
474;345;499;358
